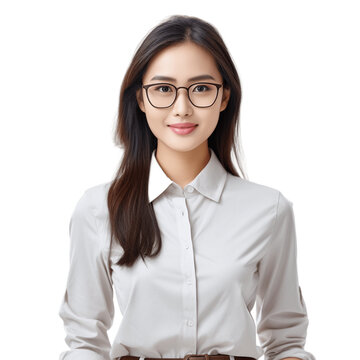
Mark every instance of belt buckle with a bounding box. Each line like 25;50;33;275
184;354;210;360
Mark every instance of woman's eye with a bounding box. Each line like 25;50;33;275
193;85;209;92
155;86;172;92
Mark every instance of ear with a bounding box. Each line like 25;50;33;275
219;87;231;112
136;88;146;113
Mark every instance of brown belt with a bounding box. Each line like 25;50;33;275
120;354;256;360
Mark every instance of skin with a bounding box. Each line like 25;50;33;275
136;42;302;360
136;40;230;189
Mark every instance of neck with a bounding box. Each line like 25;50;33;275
155;142;211;189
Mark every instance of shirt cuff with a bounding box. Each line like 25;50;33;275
59;348;109;360
270;347;316;360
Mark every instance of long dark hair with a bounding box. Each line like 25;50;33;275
107;14;246;269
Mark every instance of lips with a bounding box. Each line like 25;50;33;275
168;124;198;135
168;123;198;128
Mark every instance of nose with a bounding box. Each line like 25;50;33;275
172;88;193;116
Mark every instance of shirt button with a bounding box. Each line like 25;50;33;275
187;279;192;285
185;244;189;249
187;186;194;193
181;210;184;216
188;320;193;326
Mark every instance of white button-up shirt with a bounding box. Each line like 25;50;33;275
58;148;316;360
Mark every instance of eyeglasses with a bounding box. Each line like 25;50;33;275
142;82;223;108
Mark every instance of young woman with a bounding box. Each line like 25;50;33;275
58;15;316;360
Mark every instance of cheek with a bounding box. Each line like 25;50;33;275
199;111;220;133
144;110;167;134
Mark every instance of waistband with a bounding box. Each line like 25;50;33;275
120;354;256;360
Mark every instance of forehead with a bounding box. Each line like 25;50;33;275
143;42;221;83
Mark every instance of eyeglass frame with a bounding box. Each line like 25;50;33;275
142;82;223;109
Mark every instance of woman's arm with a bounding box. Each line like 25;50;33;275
255;191;316;360
58;189;114;360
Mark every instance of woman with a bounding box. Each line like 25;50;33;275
58;15;316;360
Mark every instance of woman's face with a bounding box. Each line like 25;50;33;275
136;41;231;153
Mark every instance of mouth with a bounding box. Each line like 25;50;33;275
168;124;198;135
167;125;198;128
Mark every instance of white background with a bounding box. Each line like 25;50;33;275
1;0;359;359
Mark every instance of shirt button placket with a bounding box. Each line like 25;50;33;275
173;187;197;353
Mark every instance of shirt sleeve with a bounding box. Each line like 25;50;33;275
255;191;316;360
58;190;114;360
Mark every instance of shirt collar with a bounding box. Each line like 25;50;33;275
148;147;228;203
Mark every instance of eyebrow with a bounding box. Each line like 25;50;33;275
150;74;216;82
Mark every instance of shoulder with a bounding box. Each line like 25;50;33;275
226;174;292;206
224;174;294;223
72;180;112;221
